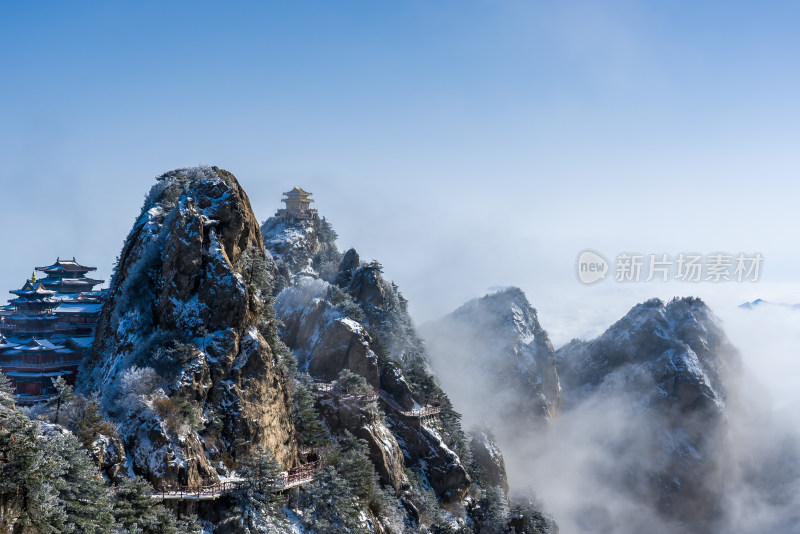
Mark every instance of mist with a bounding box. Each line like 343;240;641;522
421;292;800;533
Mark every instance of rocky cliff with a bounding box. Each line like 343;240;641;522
82;166;296;489
555;297;741;531
261;215;341;293
264;215;474;505
421;287;562;434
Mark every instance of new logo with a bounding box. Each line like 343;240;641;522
576;250;609;285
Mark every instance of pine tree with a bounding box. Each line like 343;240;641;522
0;411;66;533
240;247;273;299
292;379;330;448
316;217;338;244
0;373;16;409
297;465;368;534
47;376;75;425
334;369;373;396
112;477;198;534
232;445;290;533
47;432;114;534
332;431;375;501
75;397;115;449
473;486;508;534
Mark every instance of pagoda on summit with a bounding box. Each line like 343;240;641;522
0;258;106;404
276;187;318;220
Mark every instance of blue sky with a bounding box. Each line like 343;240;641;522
1;1;799;340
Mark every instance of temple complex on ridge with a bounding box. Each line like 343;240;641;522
0;258;106;404
275;186;318;220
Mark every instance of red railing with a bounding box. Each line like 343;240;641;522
285;460;321;486
276;209;318;219
150;460;323;499
311;380;379;403
378;391;442;418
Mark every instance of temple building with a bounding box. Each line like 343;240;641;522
275;186;318;220
36;257;104;294
0;258;106;404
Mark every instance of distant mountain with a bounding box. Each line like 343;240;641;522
425;291;766;533
557;297;741;531
421;288;561;434
739;298;800;310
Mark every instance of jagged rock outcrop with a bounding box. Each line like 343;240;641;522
334;247;360;287
275;278;380;387
380;361;416;411
261;215;341;292
421;288;562;433
388;416;471;503
310;318;380;387
556;297;741;530
469;430;509;497
336;254;421;362
316;394;409;493
88;434;127;485
266;213;474;503
83;166;296;489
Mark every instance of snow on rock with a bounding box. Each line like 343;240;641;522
555;296;742;529
261;214;341;292
82;166;296;490
468;429;509;496
316;393;409;492
421;287;562;434
276;277;380;387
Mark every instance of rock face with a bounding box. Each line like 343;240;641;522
261;215;341;292
468;430;509;497
265;215;473;503
336;252;420;362
556;297;741;530
83;167;296;489
88;434;127;485
310;318;380;386
380;361;416;411
388;416;471;503
422;288;562;433
275;280;379;387
316;394;408;493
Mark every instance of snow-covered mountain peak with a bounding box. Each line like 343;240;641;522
555;296;743;530
261;214;341;292
422;287;561;433
449;287;545;347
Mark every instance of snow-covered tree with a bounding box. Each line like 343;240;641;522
112;477;200;534
331;431;375;501
296;465;368;534
473;486;508;534
333;369;374;397
231;446;290;533
292;378;330;448
48;431;114;534
0;373;16;409
0;411;65;533
47;376;75;425
240;246;273;302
